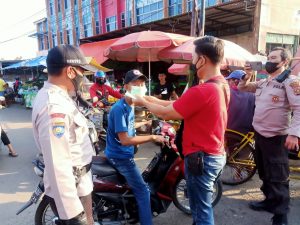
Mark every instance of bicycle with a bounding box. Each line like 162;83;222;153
221;129;300;185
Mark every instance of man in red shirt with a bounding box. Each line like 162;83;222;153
133;36;229;225
89;71;122;107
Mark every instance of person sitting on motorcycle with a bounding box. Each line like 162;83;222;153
89;71;122;107
105;69;165;225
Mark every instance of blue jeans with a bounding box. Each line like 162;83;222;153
0;91;4;96
107;157;153;225
185;153;226;225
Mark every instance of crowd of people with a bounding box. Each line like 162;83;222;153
1;36;298;225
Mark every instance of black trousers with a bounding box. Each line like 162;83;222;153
254;131;290;215
1;129;10;145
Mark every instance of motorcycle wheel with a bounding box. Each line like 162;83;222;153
35;197;58;225
173;178;223;215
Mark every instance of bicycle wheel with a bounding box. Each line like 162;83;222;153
221;131;256;185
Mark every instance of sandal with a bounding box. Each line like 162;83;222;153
9;152;18;157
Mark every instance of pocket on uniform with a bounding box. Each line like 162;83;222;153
266;159;289;182
73;114;87;143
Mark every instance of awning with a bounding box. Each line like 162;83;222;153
3;56;47;70
80;38;120;65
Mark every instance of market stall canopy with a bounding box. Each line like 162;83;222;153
158;38;256;69
80;38;119;65
104;31;193;62
3;56;46;70
291;47;300;76
168;64;189;75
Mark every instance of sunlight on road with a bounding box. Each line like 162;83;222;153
0;192;32;204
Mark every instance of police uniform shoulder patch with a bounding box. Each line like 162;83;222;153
50;113;66;138
289;79;300;95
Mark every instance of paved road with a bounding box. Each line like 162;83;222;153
0;104;300;225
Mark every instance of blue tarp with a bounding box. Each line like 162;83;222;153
3;56;46;70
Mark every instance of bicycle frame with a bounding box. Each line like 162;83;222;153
226;129;300;180
226;129;256;167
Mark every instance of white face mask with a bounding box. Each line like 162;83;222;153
125;85;147;99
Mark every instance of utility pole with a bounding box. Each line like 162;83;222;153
198;0;205;36
190;0;197;37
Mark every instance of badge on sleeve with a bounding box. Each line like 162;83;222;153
50;113;66;138
289;80;300;95
272;95;279;103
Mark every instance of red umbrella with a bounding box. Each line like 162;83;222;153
104;31;192;62
291;47;300;76
159;38;256;68
168;64;189;75
104;31;192;94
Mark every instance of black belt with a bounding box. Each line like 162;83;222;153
73;163;91;184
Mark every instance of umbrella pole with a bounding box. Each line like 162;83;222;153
148;53;151;96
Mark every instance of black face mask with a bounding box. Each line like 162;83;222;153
190;64;197;74
265;62;280;74
96;78;106;85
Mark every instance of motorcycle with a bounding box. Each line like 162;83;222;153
17;121;222;225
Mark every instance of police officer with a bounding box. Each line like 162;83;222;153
32;45;95;225
238;47;300;225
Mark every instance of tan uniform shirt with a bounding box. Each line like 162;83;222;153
32;82;95;219
238;75;300;138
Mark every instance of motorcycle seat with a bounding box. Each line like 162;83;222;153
91;156;119;177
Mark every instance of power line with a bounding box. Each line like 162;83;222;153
0;30;36;45
0;9;46;31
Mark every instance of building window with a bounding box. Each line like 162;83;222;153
136;1;163;24
186;0;192;11
75;27;80;43
52;34;56;47
169;0;182;17
74;0;77;5
121;12;126;28
67;30;73;44
50;2;53;15
95;21;100;34
64;0;68;9
106;16;117;32
60;31;63;44
58;0;61;12
207;0;217;7
39;38;44;51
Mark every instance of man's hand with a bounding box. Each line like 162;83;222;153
243;63;254;80
152;135;165;144
144;95;158;103
97;101;104;108
285;135;299;150
132;95;147;106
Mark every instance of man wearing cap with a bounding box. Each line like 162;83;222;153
238;47;300;225
226;70;255;134
105;69;165;225
89;70;122;107
32;45;95;225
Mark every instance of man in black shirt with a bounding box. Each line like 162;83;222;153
153;73;178;100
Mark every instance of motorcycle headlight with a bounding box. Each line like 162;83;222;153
34;166;43;177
